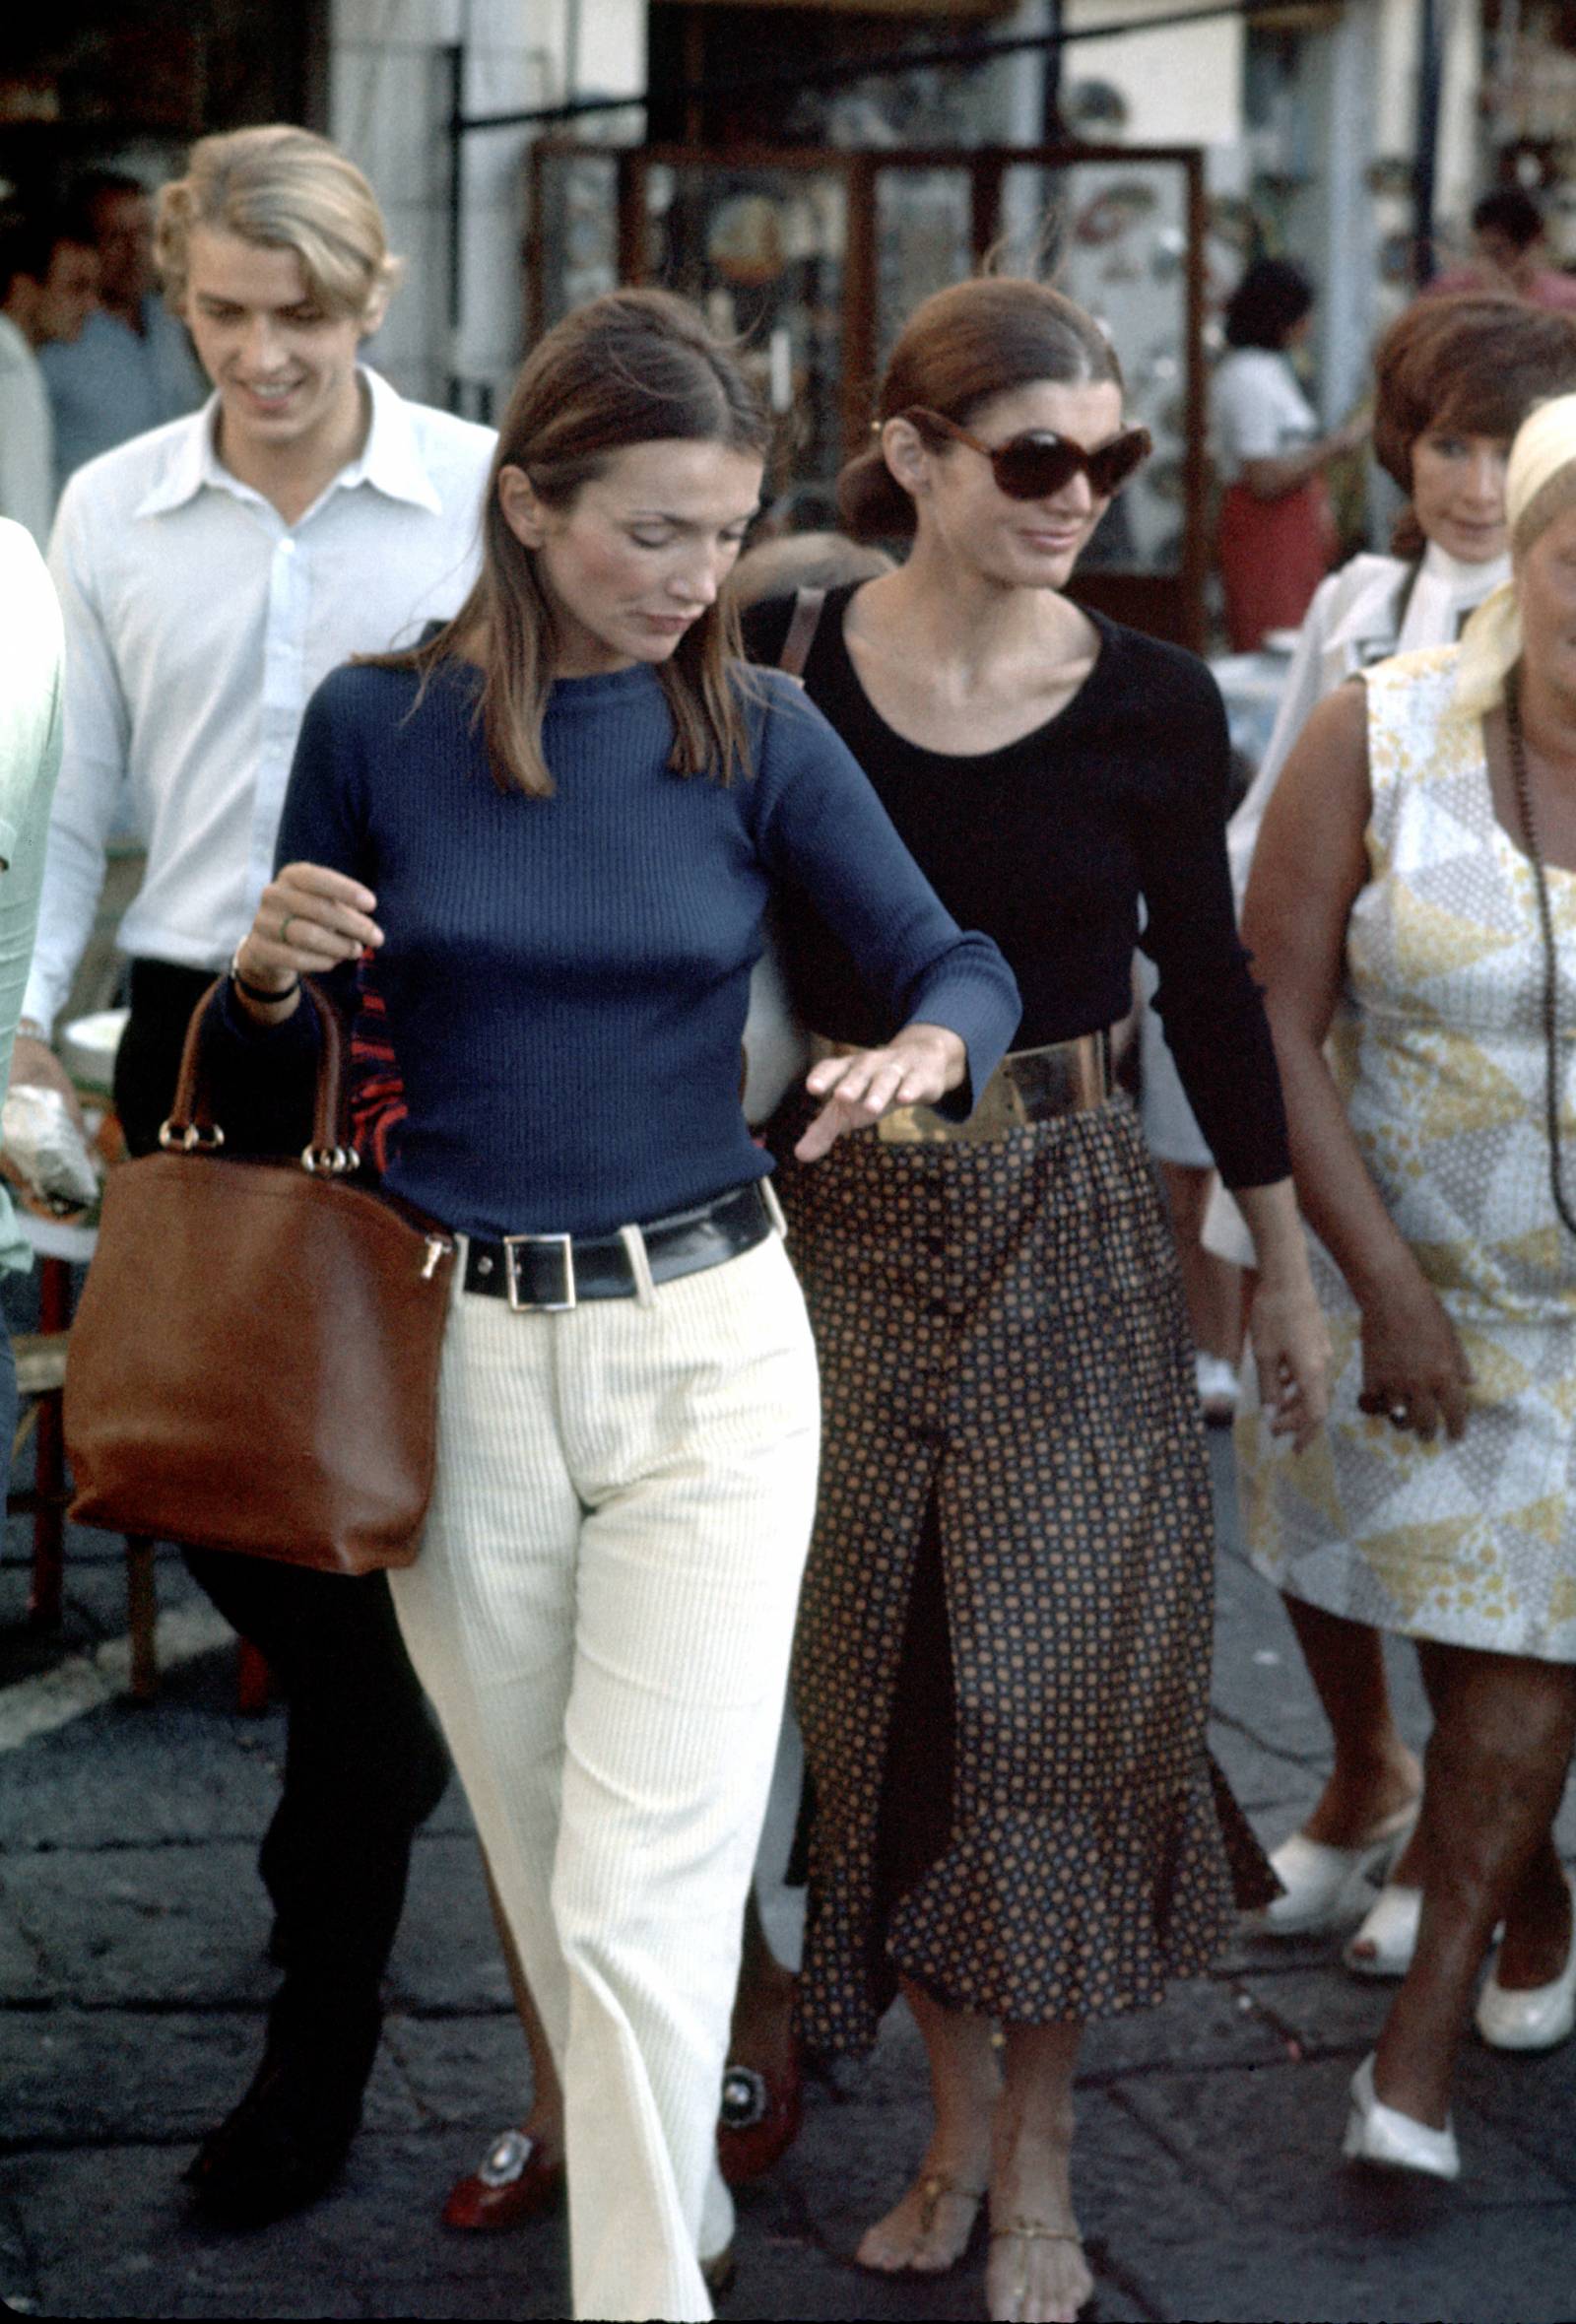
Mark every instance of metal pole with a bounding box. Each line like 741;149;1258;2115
1412;0;1443;286
444;41;466;412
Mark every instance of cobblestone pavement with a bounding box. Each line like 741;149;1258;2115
3;1410;1575;2322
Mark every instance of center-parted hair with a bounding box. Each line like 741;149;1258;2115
837;277;1123;542
379;288;773;797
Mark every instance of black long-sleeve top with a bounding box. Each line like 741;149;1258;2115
742;586;1289;1190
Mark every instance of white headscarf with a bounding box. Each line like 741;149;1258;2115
1454;391;1576;715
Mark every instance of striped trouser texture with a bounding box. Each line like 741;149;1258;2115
389;1228;820;2322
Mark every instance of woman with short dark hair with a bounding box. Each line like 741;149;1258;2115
1214;256;1367;650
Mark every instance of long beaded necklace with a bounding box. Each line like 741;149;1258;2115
1504;679;1576;1239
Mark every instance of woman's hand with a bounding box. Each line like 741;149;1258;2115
1247;1275;1332;1454
794;1024;965;1162
233;864;383;1018
1355;1256;1475;1444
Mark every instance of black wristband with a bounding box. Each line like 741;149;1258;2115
230;963;299;1007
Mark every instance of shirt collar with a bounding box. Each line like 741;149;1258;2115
132;365;444;522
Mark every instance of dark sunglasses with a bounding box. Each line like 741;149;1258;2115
903;407;1152;499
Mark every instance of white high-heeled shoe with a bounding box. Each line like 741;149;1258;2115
1344;1881;1423;1978
1476;1870;1576;2052
1253;1801;1418;1937
1342;2055;1459;2181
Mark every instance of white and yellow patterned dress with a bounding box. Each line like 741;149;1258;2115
1238;641;1576;1660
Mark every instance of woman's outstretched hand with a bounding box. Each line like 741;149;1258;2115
232;863;384;1015
794;1024;966;1162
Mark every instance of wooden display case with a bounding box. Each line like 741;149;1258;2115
528;139;1208;651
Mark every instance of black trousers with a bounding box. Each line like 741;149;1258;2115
115;961;449;2050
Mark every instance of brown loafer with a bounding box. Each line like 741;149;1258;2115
441;2126;565;2232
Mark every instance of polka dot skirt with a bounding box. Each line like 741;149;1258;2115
774;1095;1275;2054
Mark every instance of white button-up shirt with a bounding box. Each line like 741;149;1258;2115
28;368;495;1031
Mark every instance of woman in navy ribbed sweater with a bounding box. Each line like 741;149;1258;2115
222;289;1018;2323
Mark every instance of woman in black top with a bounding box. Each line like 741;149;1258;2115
743;277;1329;2324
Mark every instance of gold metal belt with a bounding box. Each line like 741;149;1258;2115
809;1031;1114;1145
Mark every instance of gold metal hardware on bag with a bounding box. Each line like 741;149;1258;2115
807;1033;1113;1145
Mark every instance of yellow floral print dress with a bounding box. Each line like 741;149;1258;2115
1239;642;1576;1660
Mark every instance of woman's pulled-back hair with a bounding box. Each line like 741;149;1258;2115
1371;292;1576;556
156;124;401;321
380;289;772;797
837;277;1123;542
1222;258;1314;352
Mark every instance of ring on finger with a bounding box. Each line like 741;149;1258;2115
280;912;296;947
1388;1404;1409;1427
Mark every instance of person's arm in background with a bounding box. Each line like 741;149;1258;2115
1225;568;1347;903
0;523;70;1278
0;362;53;554
9;477;136;1130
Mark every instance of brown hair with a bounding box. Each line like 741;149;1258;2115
156;125;401;321
377;289;772;797
837;277;1123;541
1372;293;1576;557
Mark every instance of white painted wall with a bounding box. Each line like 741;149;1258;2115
1064;0;1243;148
330;0;646;412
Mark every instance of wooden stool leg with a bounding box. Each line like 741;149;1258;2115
27;1386;63;1630
26;1257;72;1631
125;1536;158;1701
235;1638;272;1715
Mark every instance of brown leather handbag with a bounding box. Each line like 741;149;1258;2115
64;980;456;1574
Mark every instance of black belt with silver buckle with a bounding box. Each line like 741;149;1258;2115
463;1180;778;1311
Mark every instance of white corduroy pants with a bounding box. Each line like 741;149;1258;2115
388;1228;820;2323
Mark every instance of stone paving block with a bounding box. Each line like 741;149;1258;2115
1120;2052;1572;2223
1205;1715;1311;1818
386;1835;512;2013
0;1888;48;2003
0;2008;260;2143
2;1843;273;2006
1231;1961;1396;2057
382;2011;532;2127
1109;2183;1576;2324
0;1683;284;1853
0;2009;422;2145
1454;2040;1576;2195
1079;1974;1286;2082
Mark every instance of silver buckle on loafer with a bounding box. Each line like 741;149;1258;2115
503;1232;576;1312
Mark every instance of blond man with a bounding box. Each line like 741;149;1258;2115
11;125;495;2226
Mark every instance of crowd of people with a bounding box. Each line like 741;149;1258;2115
2;117;1576;2324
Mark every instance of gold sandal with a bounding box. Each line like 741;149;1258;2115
989;2219;1089;2322
856;2171;987;2276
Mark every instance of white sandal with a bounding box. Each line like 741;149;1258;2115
1253;1800;1418;1937
1476;1869;1576;2051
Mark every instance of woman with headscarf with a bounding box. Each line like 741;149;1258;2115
1240;393;1576;2177
1212;298;1576;1978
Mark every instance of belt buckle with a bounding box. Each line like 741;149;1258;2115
503;1232;576;1312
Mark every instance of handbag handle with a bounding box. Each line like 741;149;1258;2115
158;977;360;1176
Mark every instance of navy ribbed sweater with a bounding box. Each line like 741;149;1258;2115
240;655;1018;1239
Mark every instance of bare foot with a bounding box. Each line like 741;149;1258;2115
855;2160;987;2275
988;2218;1094;2324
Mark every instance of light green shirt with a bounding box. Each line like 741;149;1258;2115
0;520;66;1269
